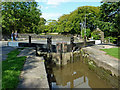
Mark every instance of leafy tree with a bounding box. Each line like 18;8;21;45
56;6;100;36
46;19;58;33
2;2;41;35
99;1;120;37
37;17;46;33
57;14;70;33
81;28;91;39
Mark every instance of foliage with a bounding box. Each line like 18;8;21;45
101;47;120;59
43;3;119;40
81;28;91;38
86;29;91;38
47;20;58;33
98;2;120;37
57;14;70;33
2;1;119;40
45;6;100;35
2;49;26;89
37;17;46;34
91;30;101;40
105;36;117;43
2;2;41;35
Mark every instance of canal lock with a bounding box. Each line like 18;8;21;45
35;36;118;89
43;49;117;89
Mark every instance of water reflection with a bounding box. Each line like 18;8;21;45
48;60;112;89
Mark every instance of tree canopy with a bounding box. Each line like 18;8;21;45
98;2;120;37
44;3;119;39
2;2;42;34
2;1;120;40
44;6;100;37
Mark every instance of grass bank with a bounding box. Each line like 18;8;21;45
2;49;26;89
100;47;120;59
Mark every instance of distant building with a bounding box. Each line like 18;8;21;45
94;27;104;44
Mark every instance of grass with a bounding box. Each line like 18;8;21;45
100;47;120;59
2;49;26;89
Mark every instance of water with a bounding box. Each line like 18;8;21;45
46;60;113;89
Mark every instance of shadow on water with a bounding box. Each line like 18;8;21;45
45;55;113;89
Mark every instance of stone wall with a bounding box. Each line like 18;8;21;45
51;52;73;65
38;50;82;66
79;49;118;88
38;52;73;65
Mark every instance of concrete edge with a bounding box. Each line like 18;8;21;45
82;48;119;77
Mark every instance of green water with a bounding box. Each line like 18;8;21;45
46;60;113;89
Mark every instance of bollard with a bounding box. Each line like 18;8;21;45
29;35;31;46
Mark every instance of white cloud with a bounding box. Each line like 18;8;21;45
46;0;101;5
45;7;49;9
35;0;102;2
35;0;47;2
36;0;102;5
47;1;59;5
47;0;65;5
35;0;102;3
41;13;63;20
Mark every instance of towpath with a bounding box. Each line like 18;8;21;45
1;41;49;88
17;47;49;88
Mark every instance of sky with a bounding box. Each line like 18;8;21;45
36;0;102;21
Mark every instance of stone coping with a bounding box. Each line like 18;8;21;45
17;48;49;88
82;46;120;76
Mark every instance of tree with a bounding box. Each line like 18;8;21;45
99;1;120;37
2;2;41;35
37;17;46;33
57;14;70;33
56;6;100;36
45;19;58;33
